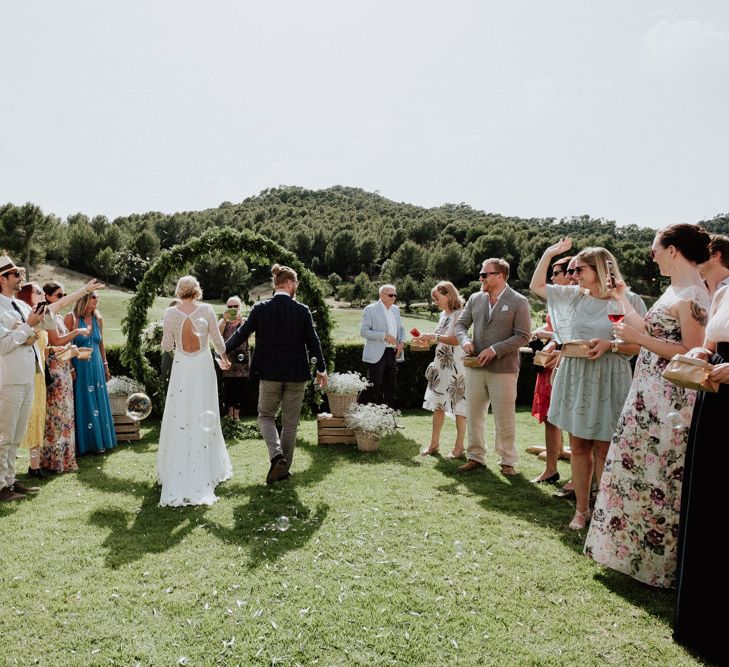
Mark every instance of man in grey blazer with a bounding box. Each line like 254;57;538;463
360;284;405;408
455;258;531;475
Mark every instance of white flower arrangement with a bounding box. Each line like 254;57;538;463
325;371;371;395
141;320;164;348
107;375;146;397
345;403;400;438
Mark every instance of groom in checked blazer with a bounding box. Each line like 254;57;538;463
225;264;327;485
455;258;530;476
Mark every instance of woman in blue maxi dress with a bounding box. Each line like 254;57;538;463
66;292;116;454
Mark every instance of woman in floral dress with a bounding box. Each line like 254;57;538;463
419;281;467;459
40;280;104;472
585;224;711;588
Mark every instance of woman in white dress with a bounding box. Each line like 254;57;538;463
157;276;233;507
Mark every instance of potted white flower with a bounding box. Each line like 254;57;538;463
345;403;400;452
325;371;370;417
107;375;146;415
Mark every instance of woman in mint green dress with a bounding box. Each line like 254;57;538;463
531;239;638;531
65;291;116;455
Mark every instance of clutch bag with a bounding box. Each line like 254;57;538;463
662;354;719;393
463;356;485;369
561;340;591;358
533;350;552;367
409;339;431;351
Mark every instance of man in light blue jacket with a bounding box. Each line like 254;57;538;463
360;284;405;408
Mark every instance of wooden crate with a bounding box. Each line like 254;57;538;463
317;414;356;445
113;414;141;441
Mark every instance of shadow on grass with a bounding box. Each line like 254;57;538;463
593;569;676;625
79;435;341;569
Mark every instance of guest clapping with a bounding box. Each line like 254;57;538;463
418;282;467;459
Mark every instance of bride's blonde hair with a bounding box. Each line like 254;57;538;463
175;275;202;300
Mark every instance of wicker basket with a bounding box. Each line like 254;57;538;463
355;431;380;452
327;392;358;418
109;394;129;416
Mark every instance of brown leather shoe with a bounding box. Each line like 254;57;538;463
457;460;484;474
500;465;518;476
0;486;25;501
12;480;40;494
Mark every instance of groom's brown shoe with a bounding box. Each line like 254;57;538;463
266;456;289;485
457;460;484;474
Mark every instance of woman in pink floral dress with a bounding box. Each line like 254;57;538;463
585;224;711;587
40;280;104;472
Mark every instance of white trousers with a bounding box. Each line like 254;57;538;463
464;368;518;467
0;381;34;488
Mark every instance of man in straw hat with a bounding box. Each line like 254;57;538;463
0;253;46;500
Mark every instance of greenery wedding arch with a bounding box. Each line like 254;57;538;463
120;226;334;405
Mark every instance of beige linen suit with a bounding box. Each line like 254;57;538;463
455;286;531;466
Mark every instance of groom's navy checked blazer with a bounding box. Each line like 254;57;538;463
224;294;326;382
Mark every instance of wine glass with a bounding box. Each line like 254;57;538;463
607;299;626;343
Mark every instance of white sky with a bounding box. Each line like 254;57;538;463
1;1;727;227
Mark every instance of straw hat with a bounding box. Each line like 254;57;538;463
0;253;25;277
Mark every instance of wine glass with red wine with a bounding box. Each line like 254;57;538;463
607;299;626;343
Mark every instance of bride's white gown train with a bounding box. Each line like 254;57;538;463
157;303;232;507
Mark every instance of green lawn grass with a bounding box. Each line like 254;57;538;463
0;409;699;665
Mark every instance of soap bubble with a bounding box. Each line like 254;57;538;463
88;385;94;392
192;317;208;338
0;310;19;334
199;410;217;432
453;540;464;558
276;516;290;532
126;393;152;421
666;411;686;431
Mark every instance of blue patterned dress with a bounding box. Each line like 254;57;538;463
71;316;116;454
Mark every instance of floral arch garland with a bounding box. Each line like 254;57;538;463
120;226;333;406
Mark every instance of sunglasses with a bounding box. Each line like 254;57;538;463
3;270;22;278
386;293;397;298
649;248;659;259
53;292;66;298
226;304;239;308
479;271;500;278
33;289;44;295
572;265;594;275
552;269;564;276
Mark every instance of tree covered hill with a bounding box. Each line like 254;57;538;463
2;186;727;300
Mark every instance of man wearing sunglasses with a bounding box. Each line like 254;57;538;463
455;258;531;476
0;254;46;501
360;284;405;408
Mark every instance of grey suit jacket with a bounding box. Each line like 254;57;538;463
455;286;531;374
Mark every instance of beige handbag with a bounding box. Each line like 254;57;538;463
463;356;485;369
561;340;591;358
533;350;553;367
662;354;719;393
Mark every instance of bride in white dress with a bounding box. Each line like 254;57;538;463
157;275;233;507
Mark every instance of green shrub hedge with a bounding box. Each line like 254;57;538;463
105;343;540;416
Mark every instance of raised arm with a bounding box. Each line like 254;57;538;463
48;279;106;314
530;238;573;301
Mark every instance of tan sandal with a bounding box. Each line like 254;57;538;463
420;444;440;456
445;448;465;459
568;509;592;531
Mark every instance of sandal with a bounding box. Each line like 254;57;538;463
420;444;440;456
568;509;592;531
445;448;465;460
